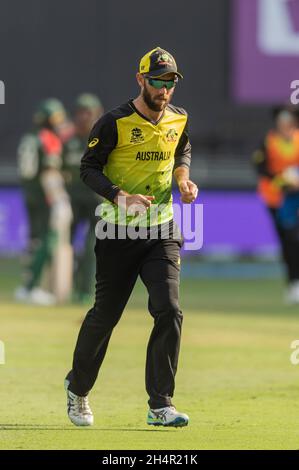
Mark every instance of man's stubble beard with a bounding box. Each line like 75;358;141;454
142;84;171;112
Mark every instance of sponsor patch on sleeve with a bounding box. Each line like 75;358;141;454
88;138;99;148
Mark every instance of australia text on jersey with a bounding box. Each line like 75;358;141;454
0;80;5;104
136;151;171;161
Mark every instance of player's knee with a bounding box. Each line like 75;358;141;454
167;303;183;320
90;304;122;329
150;298;182;320
149;279;181;314
159;306;183;332
160;294;180;312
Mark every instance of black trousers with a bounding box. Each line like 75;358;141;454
66;220;184;409
269;208;299;282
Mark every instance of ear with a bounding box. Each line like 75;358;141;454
136;72;145;88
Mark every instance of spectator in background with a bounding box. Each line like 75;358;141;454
253;107;299;304
15;98;72;305
62;93;103;304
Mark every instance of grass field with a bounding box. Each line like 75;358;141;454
1;259;299;450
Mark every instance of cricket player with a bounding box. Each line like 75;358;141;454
253;107;299;304
15;99;72;305
62;93;103;303
65;47;198;427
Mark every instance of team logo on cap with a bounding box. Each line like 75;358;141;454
156;53;173;66
166;128;178;142
130;127;144;143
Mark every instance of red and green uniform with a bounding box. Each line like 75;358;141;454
62;135;100;300
17;129;63;289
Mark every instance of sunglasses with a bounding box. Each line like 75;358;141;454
146;76;178;90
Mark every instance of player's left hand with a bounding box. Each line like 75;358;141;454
178;180;198;203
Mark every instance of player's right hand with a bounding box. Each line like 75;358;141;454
114;192;155;215
178;180;198;203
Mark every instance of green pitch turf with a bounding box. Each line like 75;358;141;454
1;259;299;449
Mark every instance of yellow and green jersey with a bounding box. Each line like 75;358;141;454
80;100;191;226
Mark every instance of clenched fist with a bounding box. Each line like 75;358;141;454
178;180;198;203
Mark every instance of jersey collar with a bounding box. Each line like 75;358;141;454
128;99;165;126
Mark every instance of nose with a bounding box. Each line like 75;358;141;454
158;86;168;96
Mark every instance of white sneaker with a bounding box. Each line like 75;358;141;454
14;286;30;302
64;379;94;427
147;406;189;427
15;286;56;306
28;288;56;306
285;281;299;305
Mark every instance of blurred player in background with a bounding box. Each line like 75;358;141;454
62;93;103;304
253;107;299;304
15;98;73;305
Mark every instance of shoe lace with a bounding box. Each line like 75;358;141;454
152;406;176;421
69;393;91;415
78;396;91;414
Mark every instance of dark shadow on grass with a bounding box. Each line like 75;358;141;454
0;424;174;432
